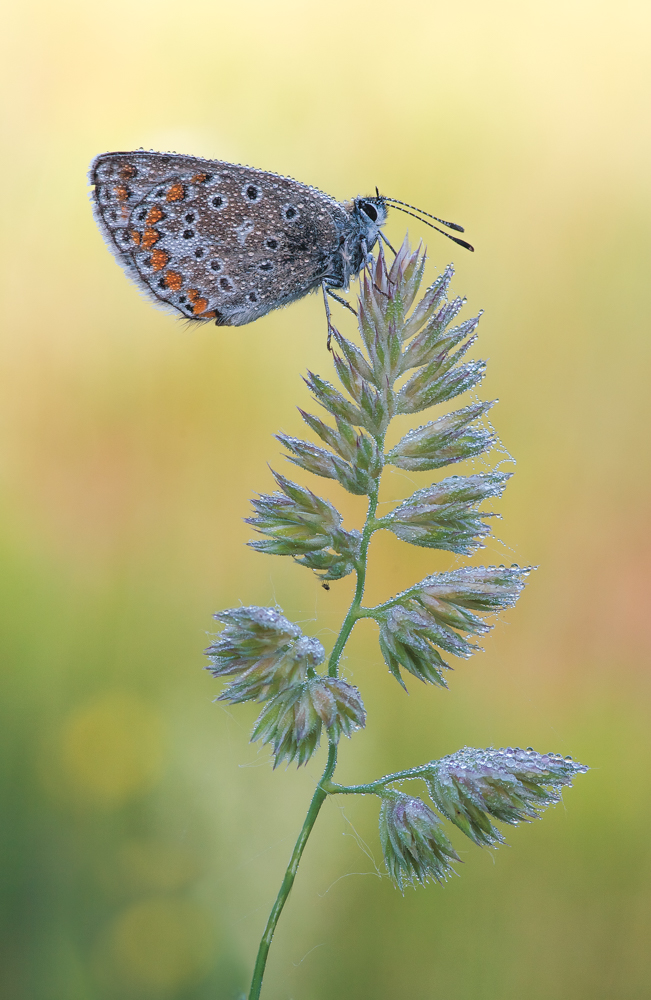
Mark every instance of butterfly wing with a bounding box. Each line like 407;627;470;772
90;151;347;325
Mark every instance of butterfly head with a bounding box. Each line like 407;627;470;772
353;196;388;245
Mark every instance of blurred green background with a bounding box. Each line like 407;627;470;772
1;1;650;997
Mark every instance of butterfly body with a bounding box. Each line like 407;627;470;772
89;151;388;326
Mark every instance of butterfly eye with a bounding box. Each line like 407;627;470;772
360;202;378;222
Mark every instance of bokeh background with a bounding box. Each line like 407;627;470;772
1;1;650;997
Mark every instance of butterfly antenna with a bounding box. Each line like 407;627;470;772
386;203;474;252
384;197;466;233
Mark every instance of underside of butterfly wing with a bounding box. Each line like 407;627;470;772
90;151;349;325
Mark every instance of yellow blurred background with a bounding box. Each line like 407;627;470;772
1;0;650;997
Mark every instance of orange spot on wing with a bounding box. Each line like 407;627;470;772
146;206;163;225
142;228;160;249
164;270;182;290
187;289;212;314
120;164;136;178
114;185;129;202
151;249;170;272
190;173;207;183
185;288;211;315
166;183;185;202
131;230;141;246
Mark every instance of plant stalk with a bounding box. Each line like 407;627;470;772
248;466;383;999
327;482;380;677
322;764;433;796
247;741;337;1000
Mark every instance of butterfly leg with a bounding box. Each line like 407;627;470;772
378;230;398;256
360;237;374;278
326;289;357;317
359;237;390;300
321;281;336;351
322;283;357;350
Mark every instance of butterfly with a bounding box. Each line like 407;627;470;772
89;150;472;328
